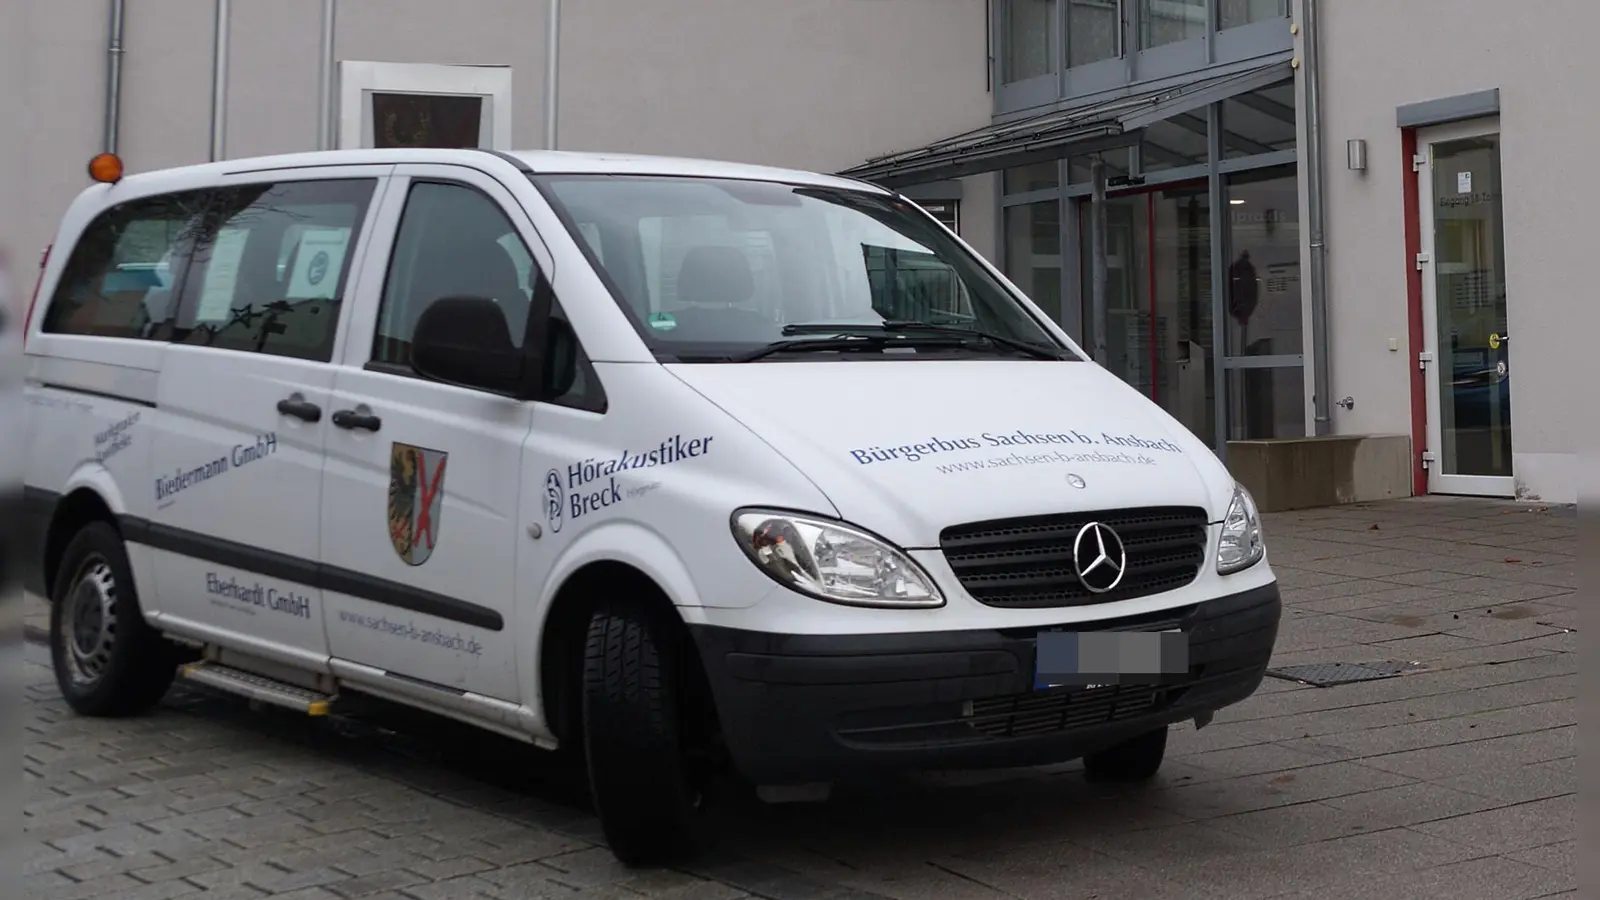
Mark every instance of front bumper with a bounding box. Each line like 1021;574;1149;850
688;582;1281;785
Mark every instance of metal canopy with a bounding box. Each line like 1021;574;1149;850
839;58;1295;189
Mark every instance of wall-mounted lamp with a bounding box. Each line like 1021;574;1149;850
1347;138;1368;172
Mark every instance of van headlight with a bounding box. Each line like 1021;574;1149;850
731;509;944;608
1216;484;1265;574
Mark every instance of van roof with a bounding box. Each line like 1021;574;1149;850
101;148;888;195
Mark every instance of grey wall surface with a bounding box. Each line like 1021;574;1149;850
2;0;996;278
1316;0;1593;502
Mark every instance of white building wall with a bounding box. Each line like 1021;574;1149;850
1316;0;1594;503
1;0;995;280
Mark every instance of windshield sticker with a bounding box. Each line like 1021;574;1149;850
546;434;713;533
155;433;278;506
93;411;140;464
848;429;1183;468
205;572;312;620
647;311;678;331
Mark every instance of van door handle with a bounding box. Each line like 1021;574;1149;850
276;397;322;423
331;409;382;432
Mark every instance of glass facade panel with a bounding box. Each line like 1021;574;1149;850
1004;0;1056;84
1219;0;1289;30
1078;183;1215;444
1140;117;1210;172
1004;161;1061;194
1224;164;1300;358
1141;0;1206;49
1069;152;1131;184
1067;0;1121;67
1005;201;1064;323
1227;367;1304;439
1222;81;1296;159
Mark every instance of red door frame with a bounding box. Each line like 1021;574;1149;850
1400;129;1429;496
1074;177;1208;405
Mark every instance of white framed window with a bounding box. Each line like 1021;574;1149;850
338;61;512;151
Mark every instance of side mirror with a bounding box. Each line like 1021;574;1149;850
412;296;529;396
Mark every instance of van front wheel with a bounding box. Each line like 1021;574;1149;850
49;521;180;717
1082;724;1169;783
581;598;705;867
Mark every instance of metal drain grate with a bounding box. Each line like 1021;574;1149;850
1265;661;1421;687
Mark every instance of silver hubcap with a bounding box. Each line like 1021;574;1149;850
61;557;117;686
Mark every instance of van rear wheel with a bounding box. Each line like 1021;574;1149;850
49;522;180;717
581;597;707;866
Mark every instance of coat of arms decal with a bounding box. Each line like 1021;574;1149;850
388;442;448;566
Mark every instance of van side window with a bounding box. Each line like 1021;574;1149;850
173;178;375;361
374;180;605;412
41;191;208;339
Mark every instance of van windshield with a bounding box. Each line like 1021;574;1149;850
529;174;1078;363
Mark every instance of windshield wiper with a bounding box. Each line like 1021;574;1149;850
780;321;1065;361
733;332;970;362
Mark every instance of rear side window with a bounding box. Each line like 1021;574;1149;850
41;191;208;339
173;178;375;361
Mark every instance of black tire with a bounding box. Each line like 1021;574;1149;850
49;521;179;717
581;597;706;867
1082;725;1169;783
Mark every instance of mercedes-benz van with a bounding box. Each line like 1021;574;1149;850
21;148;1280;865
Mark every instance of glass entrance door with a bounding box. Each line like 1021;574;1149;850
1417;122;1514;496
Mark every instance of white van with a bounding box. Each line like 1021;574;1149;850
21;148;1280;865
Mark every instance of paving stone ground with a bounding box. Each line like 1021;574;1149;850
21;496;1577;899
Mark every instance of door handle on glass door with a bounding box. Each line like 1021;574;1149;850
276;397;322;423
331;409;382;432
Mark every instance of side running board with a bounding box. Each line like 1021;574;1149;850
181;661;335;716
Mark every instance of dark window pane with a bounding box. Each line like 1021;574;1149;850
376;182;534;364
1141;0;1205;49
372;93;484;149
1003;0;1055;83
1227;366;1304;439
375;181;601;407
915;199;961;233
1004;161;1060;194
1220;0;1288;30
1067;0;1120;67
1224;164;1300;357
1006;200;1063;323
1222;80;1296;160
175;179;375;361
42;191;208;340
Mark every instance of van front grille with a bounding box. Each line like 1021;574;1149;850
939;506;1209;608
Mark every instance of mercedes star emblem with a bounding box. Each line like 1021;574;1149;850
1072;521;1128;593
1066;473;1087;489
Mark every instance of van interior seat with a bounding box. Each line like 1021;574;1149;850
667;245;773;340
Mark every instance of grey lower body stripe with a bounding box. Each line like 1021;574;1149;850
118;514;504;631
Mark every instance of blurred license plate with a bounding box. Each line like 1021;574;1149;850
1033;629;1188;690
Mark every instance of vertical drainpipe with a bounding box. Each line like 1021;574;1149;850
209;0;231;161
1089;157;1108;366
316;0;337;150
544;0;561;150
1303;0;1332;435
103;0;127;155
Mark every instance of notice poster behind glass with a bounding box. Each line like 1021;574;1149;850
371;93;484;149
